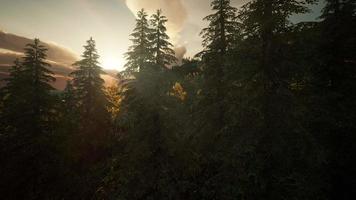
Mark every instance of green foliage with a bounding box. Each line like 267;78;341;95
150;9;177;67
0;39;58;199
123;9;154;76
1;1;355;199
201;0;239;55
71;38;108;119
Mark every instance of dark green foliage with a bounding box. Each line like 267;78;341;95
1;1;355;199
71;38;108;121
100;10;182;198
150;9;178;67
0;39;59;199
69;37;110;154
309;0;356;199
201;0;239;55
123;9;154;76
67;38;112;197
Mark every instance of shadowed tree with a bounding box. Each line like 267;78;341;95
201;0;238;56
123;9;154;76
71;37;109;124
0;59;24;129
1;39;56;136
312;0;356;199
67;37;112;198
150;9;177;67
198;0;239;130
0;39;57;199
237;0;322;199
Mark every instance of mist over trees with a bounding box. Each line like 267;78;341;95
0;0;355;199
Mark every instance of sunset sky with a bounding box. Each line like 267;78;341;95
0;0;323;71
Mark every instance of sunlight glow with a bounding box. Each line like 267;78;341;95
101;55;125;71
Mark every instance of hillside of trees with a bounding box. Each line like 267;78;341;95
0;0;355;199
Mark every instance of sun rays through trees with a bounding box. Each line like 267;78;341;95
0;0;355;199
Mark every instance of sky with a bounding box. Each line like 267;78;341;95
0;0;323;71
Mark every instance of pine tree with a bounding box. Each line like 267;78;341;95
201;0;238;56
237;1;321;199
4;38;56;134
70;37;110;168
102;10;182;199
0;59;24;132
239;0;317;91
3;59;23;94
238;0;318;136
0;39;57;199
314;1;356;199
24;38;56;128
71;37;108;120
62;81;76;112
61;80;79;127
198;0;239;126
150;9;177;67
123;9;154;76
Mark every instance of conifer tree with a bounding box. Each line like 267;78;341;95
62;81;76;111
0;39;57;199
61;81;79;128
237;1;320;199
239;0;317;85
3;59;23;94
201;0;238;56
198;0;239;127
103;10;181;199
70;37;110;168
238;0;317;136
24;38;56;127
71;37;108;120
4;38;56;134
314;1;356;198
150;9;177;67
124;9;154;76
1;59;24;132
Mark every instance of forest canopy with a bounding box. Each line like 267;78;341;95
0;0;355;199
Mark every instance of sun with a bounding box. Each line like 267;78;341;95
101;55;125;71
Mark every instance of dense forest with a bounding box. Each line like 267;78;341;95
0;0;355;199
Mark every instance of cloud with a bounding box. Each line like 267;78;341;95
124;0;188;44
174;45;187;64
0;48;23;65
0;30;79;75
0;30;78;66
0;30;81;90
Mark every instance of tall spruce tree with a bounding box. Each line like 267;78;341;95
201;0;238;56
0;39;57;199
0;59;24;135
69;38;111;198
23;38;56;133
71;37;108;121
2;59;23;95
60;80;79;132
239;0;317;92
102;10;182;199
237;1;322;199
198;0;239;128
314;1;356;199
2;39;56;135
150;9;177;67
70;37;110;163
123;9;154;76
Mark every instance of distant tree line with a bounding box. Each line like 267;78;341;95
0;0;355;199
